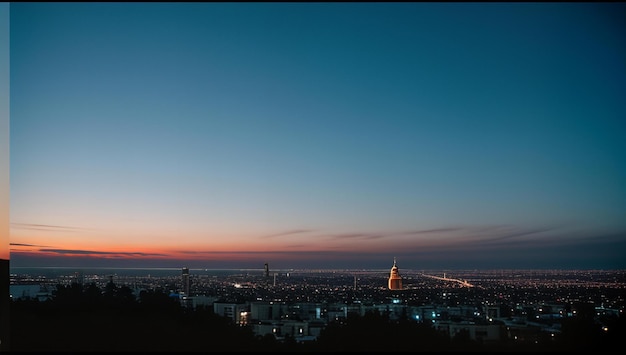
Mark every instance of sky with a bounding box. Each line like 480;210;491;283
7;2;626;270
1;3;8;261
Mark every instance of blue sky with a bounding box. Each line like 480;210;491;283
0;3;7;261
8;2;626;270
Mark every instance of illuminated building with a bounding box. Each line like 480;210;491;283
214;302;249;324
182;267;190;296
388;258;403;290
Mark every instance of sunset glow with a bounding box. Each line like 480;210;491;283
8;2;626;270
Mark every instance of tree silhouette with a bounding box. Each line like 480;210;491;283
10;283;622;352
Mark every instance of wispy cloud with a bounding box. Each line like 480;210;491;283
321;227;483;241
11;223;93;233
392;225;604;255
10;242;51;247
177;249;346;256
10;228;626;269
36;248;168;257
473;227;555;245
260;229;315;239
401;227;466;235
327;233;385;240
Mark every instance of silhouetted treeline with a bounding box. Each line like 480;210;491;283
315;310;452;352
10;282;257;352
10;282;625;352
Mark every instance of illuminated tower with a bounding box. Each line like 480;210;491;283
182;267;190;296
388;258;403;290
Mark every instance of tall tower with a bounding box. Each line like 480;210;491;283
388;258;403;290
182;267;190;296
264;263;270;278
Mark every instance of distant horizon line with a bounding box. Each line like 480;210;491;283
8;266;625;272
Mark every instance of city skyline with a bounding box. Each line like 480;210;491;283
7;3;626;270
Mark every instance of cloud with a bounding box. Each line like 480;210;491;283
397;225;557;246
177;250;343;256
466;227;556;245
402;227;466;235
10;242;51;247
10;230;626;269
394;227;626;256
330;233;368;239
11;223;93;232
260;229;315;239
37;248;167;257
328;226;493;239
10;224;625;269
327;233;385;240
319;225;522;244
10;242;171;258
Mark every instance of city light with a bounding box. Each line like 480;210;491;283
7;267;625;351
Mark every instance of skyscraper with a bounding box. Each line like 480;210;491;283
264;263;269;278
182;267;190;296
388;258;403;290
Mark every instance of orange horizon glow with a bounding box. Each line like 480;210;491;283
9;216;624;269
7;223;573;262
8;246;381;266
8;232;413;266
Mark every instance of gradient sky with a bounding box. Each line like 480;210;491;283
8;2;626;270
0;4;7;261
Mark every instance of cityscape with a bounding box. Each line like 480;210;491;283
2;2;626;352
7;262;626;351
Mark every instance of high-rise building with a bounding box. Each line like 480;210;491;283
182;267;190;296
264;263;270;278
388;258;403;290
